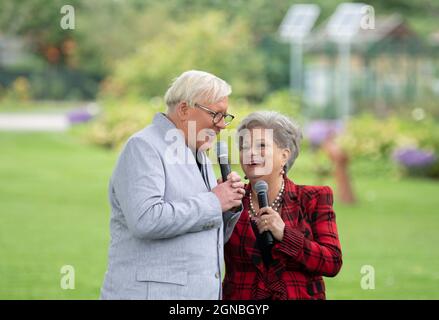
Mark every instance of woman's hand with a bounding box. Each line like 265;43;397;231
252;207;285;241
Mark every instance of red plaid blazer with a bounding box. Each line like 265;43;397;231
223;177;342;300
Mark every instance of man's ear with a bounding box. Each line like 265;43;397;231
176;101;190;121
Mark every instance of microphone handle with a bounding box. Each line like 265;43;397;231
218;156;242;213
257;192;268;208
220;163;231;182
257;191;274;246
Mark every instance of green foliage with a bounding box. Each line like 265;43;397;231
259;89;302;119
337;114;396;161
0;77;32;102
85;98;162;150
337;113;439;178
100;11;267;101
0;0;81;42
3;0;438;101
0;0;83;67
73;2;172;75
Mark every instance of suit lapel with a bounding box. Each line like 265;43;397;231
188;148;212;192
281;179;303;227
200;152;213;191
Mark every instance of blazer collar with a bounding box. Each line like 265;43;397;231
152;112;214;190
152;112;195;162
153;112;177;131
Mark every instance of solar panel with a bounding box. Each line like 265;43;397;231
326;3;367;42
279;4;320;42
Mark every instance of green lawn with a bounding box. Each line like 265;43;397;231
0;132;438;299
0;100;82;113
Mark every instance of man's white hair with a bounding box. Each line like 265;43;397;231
164;70;232;112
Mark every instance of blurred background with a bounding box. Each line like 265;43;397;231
0;0;438;299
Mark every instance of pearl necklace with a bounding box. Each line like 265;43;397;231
249;181;285;218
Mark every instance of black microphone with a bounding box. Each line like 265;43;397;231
217;141;242;213
217;141;231;182
254;180;274;247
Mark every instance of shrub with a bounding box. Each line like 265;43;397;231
1;77;32;102
100;11;267;102
335;113;439;178
392;147;438;178
85;98;162;149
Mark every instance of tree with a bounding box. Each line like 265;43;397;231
102;11;268;100
0;0;82;65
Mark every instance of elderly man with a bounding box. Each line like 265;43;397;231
100;70;245;300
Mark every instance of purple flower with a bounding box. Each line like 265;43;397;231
305;120;344;147
392;148;437;168
66;109;94;124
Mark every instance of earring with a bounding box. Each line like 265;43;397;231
281;164;287;177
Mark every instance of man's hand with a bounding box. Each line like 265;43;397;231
212;171;245;212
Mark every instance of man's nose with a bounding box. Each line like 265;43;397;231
215;118;227;130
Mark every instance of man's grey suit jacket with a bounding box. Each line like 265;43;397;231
100;113;241;299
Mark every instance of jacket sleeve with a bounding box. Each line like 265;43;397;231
223;207;242;243
272;186;343;277
111;137;223;240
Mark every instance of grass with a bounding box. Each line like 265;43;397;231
0;100;85;113
0;132;438;299
0;133;114;299
326;176;439;299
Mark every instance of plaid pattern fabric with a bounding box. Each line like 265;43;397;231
223;177;342;300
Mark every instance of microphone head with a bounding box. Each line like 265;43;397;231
254;180;268;194
217;141;228;159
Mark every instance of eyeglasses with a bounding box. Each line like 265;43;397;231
194;103;235;126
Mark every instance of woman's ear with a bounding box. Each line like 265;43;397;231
282;148;291;166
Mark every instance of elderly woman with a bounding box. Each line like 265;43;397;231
223;111;342;300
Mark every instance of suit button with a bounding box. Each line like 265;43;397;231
215;272;220;279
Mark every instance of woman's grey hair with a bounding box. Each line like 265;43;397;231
164;70;232;112
237;111;303;173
